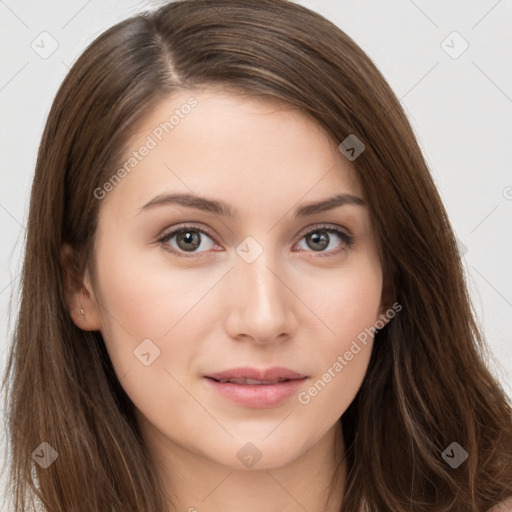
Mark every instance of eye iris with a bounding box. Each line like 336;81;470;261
177;230;201;251
307;231;329;251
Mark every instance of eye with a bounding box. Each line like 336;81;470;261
158;225;219;256
295;225;354;255
157;223;354;258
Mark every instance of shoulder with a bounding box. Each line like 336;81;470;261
488;497;512;512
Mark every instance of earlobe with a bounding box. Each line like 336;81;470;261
60;244;102;331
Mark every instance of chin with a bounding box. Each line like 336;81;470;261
205;431;319;471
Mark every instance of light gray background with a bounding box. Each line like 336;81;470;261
1;0;511;504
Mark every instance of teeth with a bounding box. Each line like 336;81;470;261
245;378;277;385
217;377;288;385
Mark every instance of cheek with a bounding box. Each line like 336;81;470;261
295;252;382;410
91;236;225;365
305;249;383;345
295;340;373;434
90;242;240;451
296;286;380;422
91;247;212;432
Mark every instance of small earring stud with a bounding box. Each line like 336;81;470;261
80;307;84;316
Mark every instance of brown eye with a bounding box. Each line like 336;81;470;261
160;227;216;254
296;226;353;254
176;230;202;251
305;231;330;251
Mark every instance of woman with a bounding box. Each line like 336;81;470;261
2;0;511;510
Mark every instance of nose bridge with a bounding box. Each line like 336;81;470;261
225;244;296;342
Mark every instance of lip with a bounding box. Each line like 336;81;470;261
207;366;306;382
204;366;308;408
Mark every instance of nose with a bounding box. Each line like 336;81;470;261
224;249;298;344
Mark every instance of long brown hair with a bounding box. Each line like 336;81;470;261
2;1;511;510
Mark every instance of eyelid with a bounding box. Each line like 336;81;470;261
294;222;352;241
159;222;218;242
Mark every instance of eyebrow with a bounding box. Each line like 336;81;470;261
139;192;366;217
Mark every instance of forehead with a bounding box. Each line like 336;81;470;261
100;88;365;217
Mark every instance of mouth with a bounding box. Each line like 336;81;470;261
206;366;307;382
203;367;308;408
208;376;302;385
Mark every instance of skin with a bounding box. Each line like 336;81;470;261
65;89;390;512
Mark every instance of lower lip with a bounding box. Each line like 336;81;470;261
204;377;307;408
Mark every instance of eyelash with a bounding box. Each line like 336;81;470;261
157;223;354;259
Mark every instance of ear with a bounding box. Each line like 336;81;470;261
60;244;102;331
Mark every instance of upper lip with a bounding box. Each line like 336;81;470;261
206;366;307;383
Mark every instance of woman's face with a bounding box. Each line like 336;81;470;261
80;89;386;470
